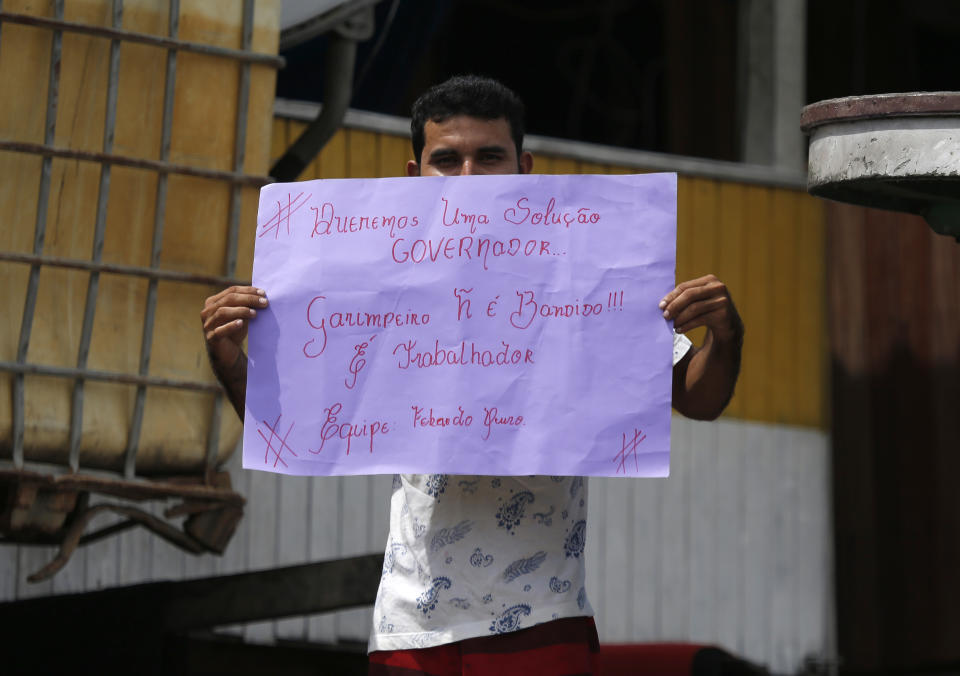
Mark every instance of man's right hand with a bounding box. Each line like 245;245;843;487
201;285;267;418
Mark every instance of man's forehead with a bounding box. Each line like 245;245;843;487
423;115;513;145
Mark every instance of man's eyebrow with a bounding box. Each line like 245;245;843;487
427;147;459;161
476;145;508;155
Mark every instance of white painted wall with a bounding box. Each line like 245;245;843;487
0;416;833;672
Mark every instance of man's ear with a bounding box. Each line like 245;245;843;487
519;151;533;174
406;160;421;177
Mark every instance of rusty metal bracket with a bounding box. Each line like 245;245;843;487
0;466;245;582
28;502;208;582
24;498;245;582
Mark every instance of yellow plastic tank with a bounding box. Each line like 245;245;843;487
0;0;280;475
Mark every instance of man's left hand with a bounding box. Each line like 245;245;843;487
659;274;742;343
664;274;743;420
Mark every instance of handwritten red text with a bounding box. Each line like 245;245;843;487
311;402;389;455
509;289;609;330
481;407;524;441
391;236;560;271
311;202;420;239
441;197;489;232
412;405;473;428
393;339;535;370
345;336;375;390
503;197;600;228
259;192;311;239
304;296;431;358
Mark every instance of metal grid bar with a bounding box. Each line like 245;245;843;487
68;0;124;473
0;141;272;186
0;9;284;67
225;0;254;280
124;0;180;479
0;252;248;288
12;0;64;469
204;0;255;476
0;361;222;393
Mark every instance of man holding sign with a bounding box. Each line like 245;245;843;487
202;76;742;674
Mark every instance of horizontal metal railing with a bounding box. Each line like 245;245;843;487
0;252;247;290
0;9;284;67
0;141;272;187
0;360;224;393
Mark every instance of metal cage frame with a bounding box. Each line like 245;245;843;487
0;0;282;581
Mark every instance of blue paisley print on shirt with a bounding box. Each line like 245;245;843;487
502;551;547;583
495;490;534;534
429;520;473;552
489;604;532;634
416;576;452;617
424;474;448;498
470;547;494;567
564;520;586;558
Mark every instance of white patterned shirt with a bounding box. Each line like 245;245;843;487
368;332;692;651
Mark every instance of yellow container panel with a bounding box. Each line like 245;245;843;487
0;0;280;473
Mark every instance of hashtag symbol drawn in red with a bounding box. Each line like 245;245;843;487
258;191;311;239
257;414;298;468
613;428;646;475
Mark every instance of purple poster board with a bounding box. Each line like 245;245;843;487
242;173;677;477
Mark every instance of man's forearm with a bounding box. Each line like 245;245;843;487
674;324;743;420
214;350;248;419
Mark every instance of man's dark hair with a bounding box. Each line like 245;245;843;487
410;75;526;164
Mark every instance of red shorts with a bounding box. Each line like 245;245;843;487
368;616;600;676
